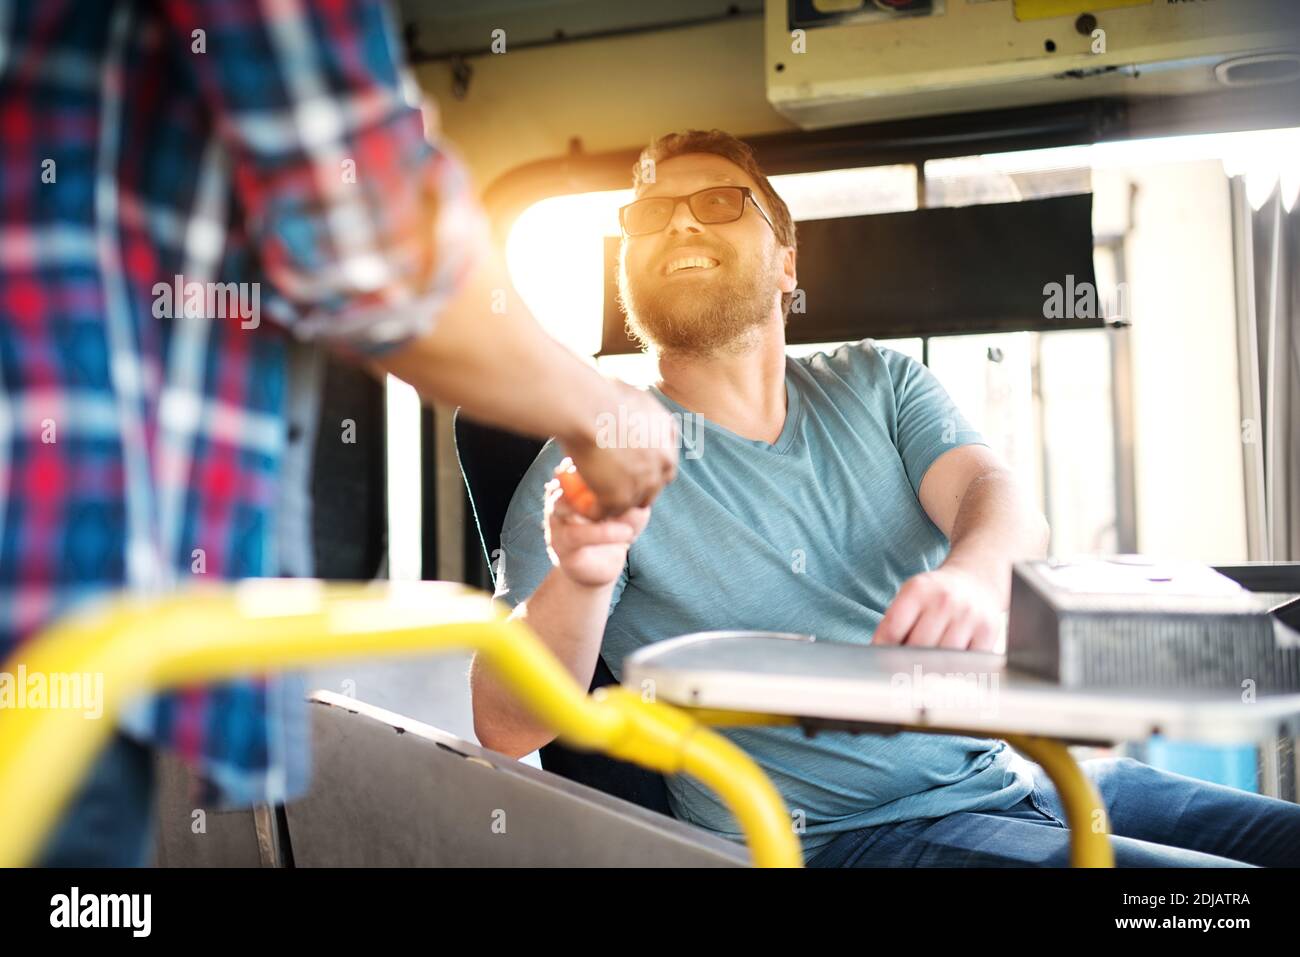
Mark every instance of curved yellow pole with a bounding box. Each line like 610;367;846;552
595;687;799;868
1003;734;1113;867
0;580;801;868
673;706;1113;868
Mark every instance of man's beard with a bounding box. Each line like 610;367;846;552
618;243;780;358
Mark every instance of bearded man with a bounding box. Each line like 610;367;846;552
469;129;1300;867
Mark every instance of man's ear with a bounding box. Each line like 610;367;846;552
778;245;798;294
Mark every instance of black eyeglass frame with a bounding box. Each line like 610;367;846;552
618;186;777;237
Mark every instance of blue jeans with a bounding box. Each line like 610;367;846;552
808;757;1300;867
35;732;157;867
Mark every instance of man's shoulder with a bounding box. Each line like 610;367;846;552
791;337;913;375
790;337;918;401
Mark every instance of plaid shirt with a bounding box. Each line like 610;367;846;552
0;0;486;805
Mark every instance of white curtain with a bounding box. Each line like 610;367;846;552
1232;176;1299;561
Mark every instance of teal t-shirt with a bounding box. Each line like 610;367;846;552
494;340;1034;861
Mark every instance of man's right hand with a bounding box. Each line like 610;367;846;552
560;383;678;518
544;461;650;587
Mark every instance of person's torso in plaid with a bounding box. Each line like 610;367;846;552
0;0;486;804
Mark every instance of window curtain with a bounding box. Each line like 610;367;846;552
1232;176;1299;562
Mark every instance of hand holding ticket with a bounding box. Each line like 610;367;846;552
543;458;651;588
555;460;600;519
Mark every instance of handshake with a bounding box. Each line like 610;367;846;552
556;383;680;519
544;382;675;589
543;455;653;589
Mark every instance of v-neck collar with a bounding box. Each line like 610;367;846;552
650;359;803;455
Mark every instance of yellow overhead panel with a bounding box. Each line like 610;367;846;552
1014;0;1152;22
768;0;1296;129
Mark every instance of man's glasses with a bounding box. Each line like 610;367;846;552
618;186;776;237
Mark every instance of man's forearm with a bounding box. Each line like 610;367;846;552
469;569;614;758
940;469;1050;607
372;245;612;450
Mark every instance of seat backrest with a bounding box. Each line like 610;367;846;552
453;409;549;576
288;694;743;866
452;410;674;816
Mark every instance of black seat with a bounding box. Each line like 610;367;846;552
453;409;674;817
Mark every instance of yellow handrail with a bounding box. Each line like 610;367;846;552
1003;734;1114;867
673;706;1115;868
0;579;802;868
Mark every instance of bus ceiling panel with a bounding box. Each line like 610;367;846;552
399;0;764;61
599;193;1100;355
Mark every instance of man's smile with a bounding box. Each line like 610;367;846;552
657;244;724;276
664;255;721;276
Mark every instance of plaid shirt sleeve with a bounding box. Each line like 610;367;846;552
158;0;489;357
